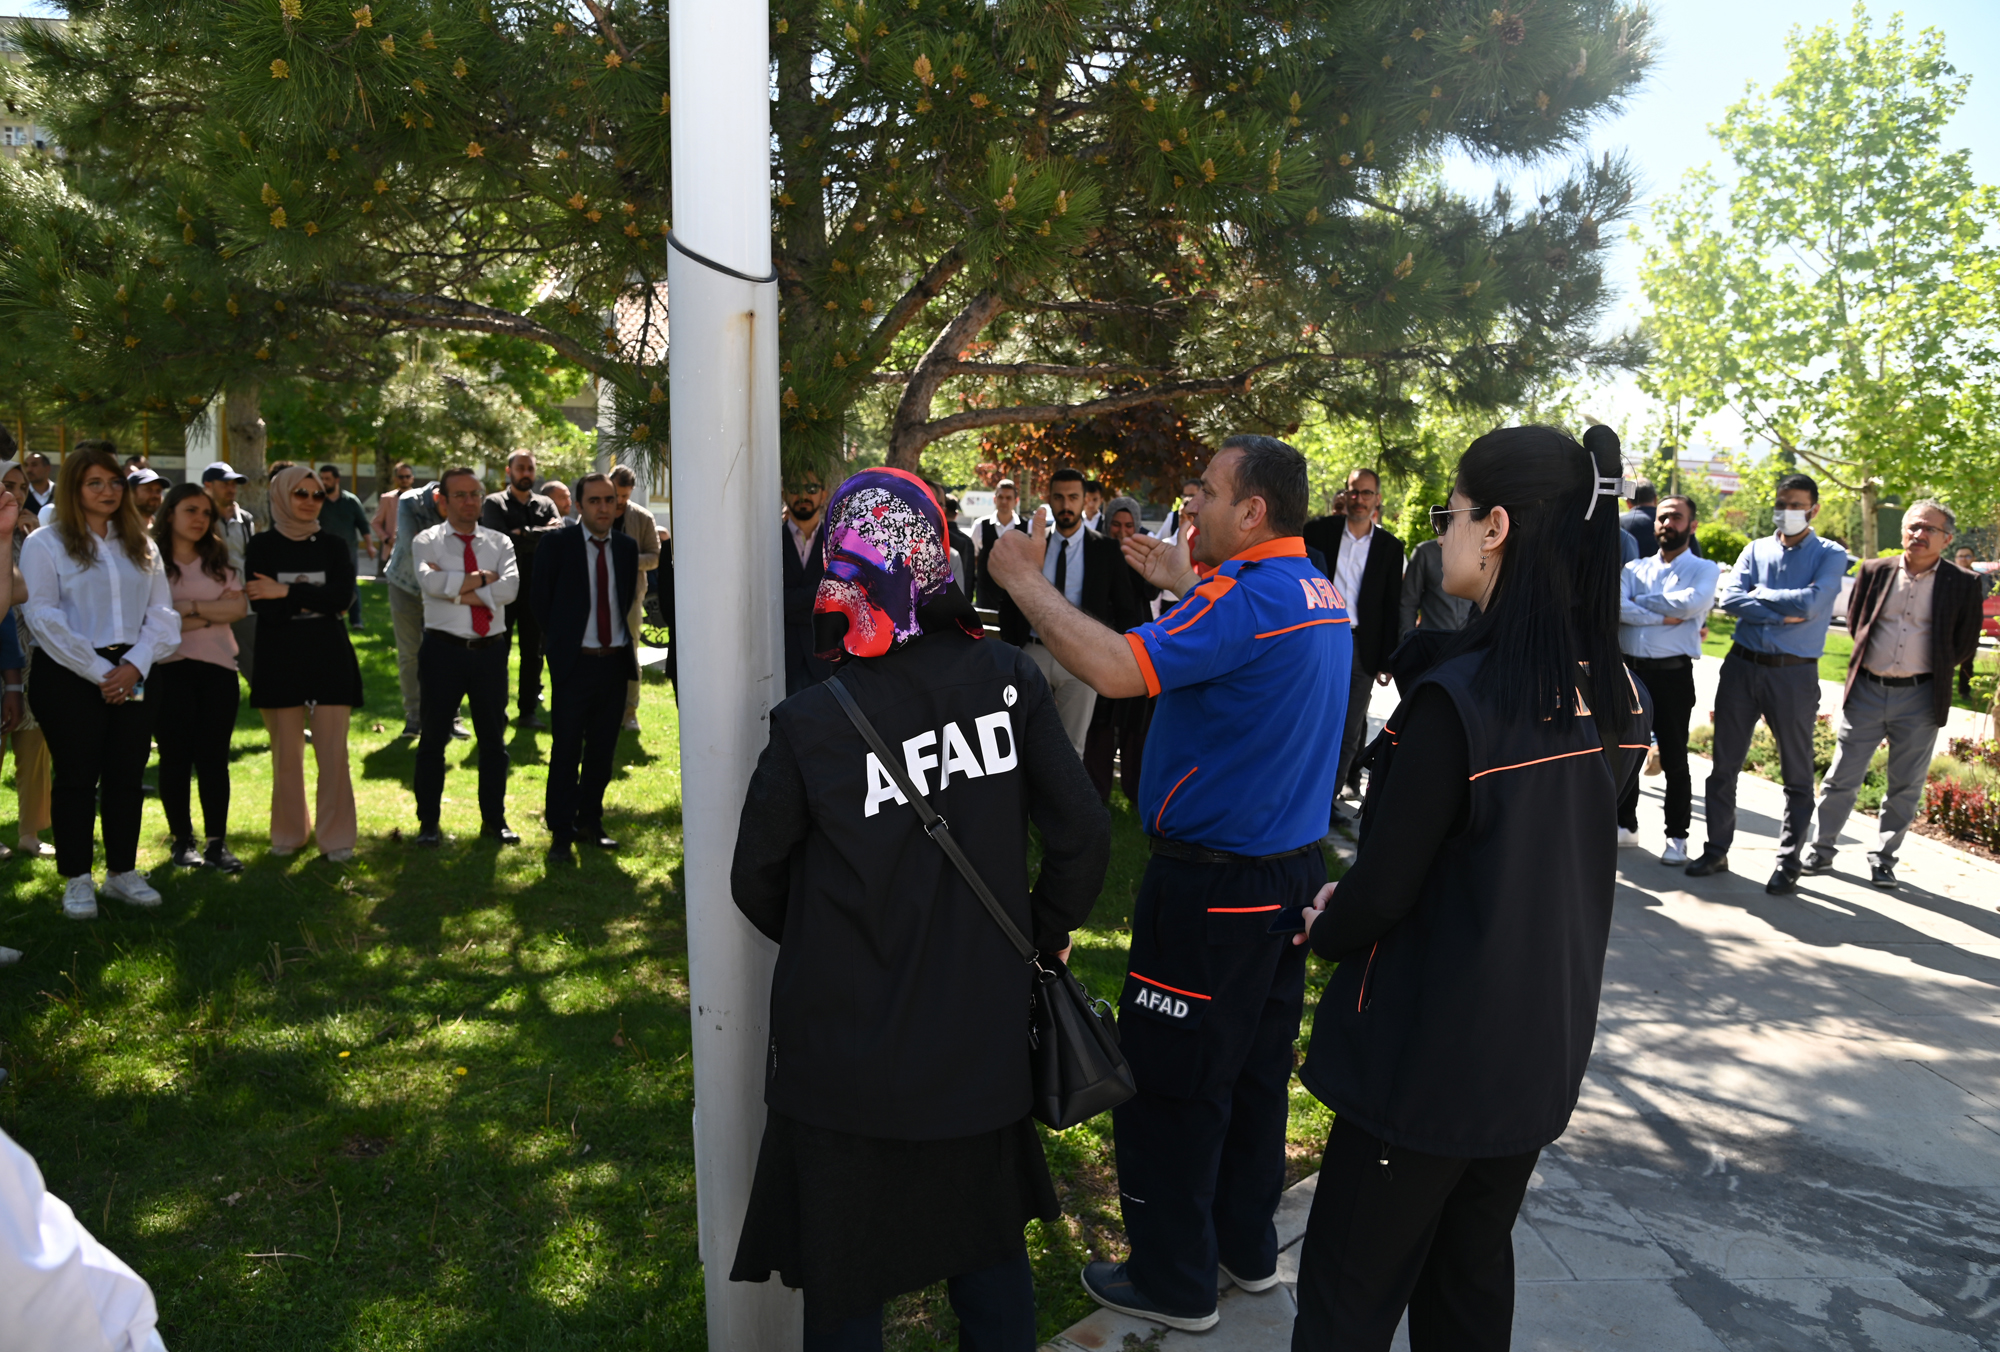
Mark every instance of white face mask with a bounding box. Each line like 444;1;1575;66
1774;507;1810;536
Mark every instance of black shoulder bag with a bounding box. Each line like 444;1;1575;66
825;676;1136;1130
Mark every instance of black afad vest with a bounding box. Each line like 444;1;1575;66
1300;650;1652;1158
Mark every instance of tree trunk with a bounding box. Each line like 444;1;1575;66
1859;479;1878;559
885;292;1005;471
225;378;269;521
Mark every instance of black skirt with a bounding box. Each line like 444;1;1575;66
730;1111;1059;1324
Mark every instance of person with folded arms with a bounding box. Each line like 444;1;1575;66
150;484;249;873
1616;494;1719;865
243;465;365;862
1686;474;1849;892
18;442;180;919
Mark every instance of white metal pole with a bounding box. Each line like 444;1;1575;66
668;2;797;1348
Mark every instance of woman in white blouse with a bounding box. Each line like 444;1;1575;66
17;442;181;920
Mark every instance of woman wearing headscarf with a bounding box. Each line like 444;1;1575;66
243;464;364;861
0;458;52;863
729;467;1111;1350
17;442;180;920
1288;426;1653;1350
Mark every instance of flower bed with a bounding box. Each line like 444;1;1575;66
1924;739;2000;852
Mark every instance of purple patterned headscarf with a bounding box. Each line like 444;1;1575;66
813;467;980;661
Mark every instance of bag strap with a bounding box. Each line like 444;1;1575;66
825;675;1038;965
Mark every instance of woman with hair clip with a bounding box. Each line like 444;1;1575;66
244;464;365;861
17;441;181;920
1288;425;1653;1350
151;483;249;873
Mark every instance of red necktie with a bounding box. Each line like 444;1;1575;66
458;534;492;635
593;538;613;647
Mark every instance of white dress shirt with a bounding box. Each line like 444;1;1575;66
1331;522;1372;631
18;527;180;681
1041;526;1086;607
0;1127;167;1352
581;528;629;649
414;521;520;637
1619;548;1721;660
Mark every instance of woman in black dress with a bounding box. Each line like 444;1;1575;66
1288;425;1652;1350
729;467;1110;1350
244;464;365;861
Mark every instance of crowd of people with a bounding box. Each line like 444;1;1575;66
2;412;1991;1351
0;428;677;959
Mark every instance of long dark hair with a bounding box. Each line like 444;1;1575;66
1453;424;1630;744
54;440;154;570
153;482;232;585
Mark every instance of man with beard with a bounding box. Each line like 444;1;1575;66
126;468;166;530
482;451;565;730
991;468;1138;754
780;468;833;696
318;465;376;630
1617;495;1720;864
606;466;662;732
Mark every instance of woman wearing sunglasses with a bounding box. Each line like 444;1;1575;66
1288;425;1653;1350
243;465;365;861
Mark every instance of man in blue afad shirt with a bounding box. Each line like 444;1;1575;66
1686;474;1848;892
989;436;1350;1333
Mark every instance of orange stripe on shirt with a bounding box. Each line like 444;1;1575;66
1154;765;1198;834
1125;631;1162;698
1208;905;1282;913
1163;576;1237;635
1129;971;1213;1000
1253;617;1351;640
1466;746;1605;782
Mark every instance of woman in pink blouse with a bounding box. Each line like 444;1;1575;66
149;484;249;872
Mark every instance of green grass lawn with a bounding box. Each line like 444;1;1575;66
0;581;1338;1350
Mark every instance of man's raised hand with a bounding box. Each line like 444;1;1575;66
1122;532;1196;596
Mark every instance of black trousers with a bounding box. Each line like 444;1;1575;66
1292;1116;1539;1351
415;631;511;828
512;586;545;714
30;651;154;877
1113;850;1320;1316
1082;694;1152;803
1703;654;1820;864
1334;665;1376;800
804;1249;1035;1352
150;658;240;843
1619;657;1698;838
546;652;629;841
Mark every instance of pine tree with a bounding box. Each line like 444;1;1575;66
0;0;1651;482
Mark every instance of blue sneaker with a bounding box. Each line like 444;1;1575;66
1081;1261;1219;1332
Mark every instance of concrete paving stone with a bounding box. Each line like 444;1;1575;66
1271;1172;1314;1253
1518;1190;1685;1280
1039;1282;1297;1352
1511;1218;1576;1282
1511;1279;1730;1352
1528;1153;1583;1191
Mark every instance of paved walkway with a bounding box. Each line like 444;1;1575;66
1045;669;2000;1350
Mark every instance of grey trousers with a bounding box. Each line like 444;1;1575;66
387;583;426;725
1703;655;1821;866
1334;665;1376;796
1027;640;1097;755
1811;676;1938;868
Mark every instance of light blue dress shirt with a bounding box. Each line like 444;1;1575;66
1715;530;1849;659
1040;526;1086;608
1619;549;1721;660
384;482;446;595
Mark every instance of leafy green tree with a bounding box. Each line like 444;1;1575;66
1636;4;2000;556
1;0;1650;485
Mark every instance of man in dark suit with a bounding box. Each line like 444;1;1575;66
1301;467;1403;807
780;469;833;696
985;468;1139;754
1804;499;1983;888
531;472;640;864
1620;480;1659;558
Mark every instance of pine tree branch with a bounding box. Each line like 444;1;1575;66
1027;298;1191;320
847;246;966;387
308;286;605;376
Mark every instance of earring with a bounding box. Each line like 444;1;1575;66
1479;556;1487;571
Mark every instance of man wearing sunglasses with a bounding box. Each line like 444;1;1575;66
1301;468;1403;815
780;469;834;696
1802;501;1983;889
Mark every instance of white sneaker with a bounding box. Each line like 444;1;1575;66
0;946;21;965
1662;837;1689;866
101;870;163;908
1616;827;1641;847
17;839;54;858
62;875;99;920
1217;1261;1284;1293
